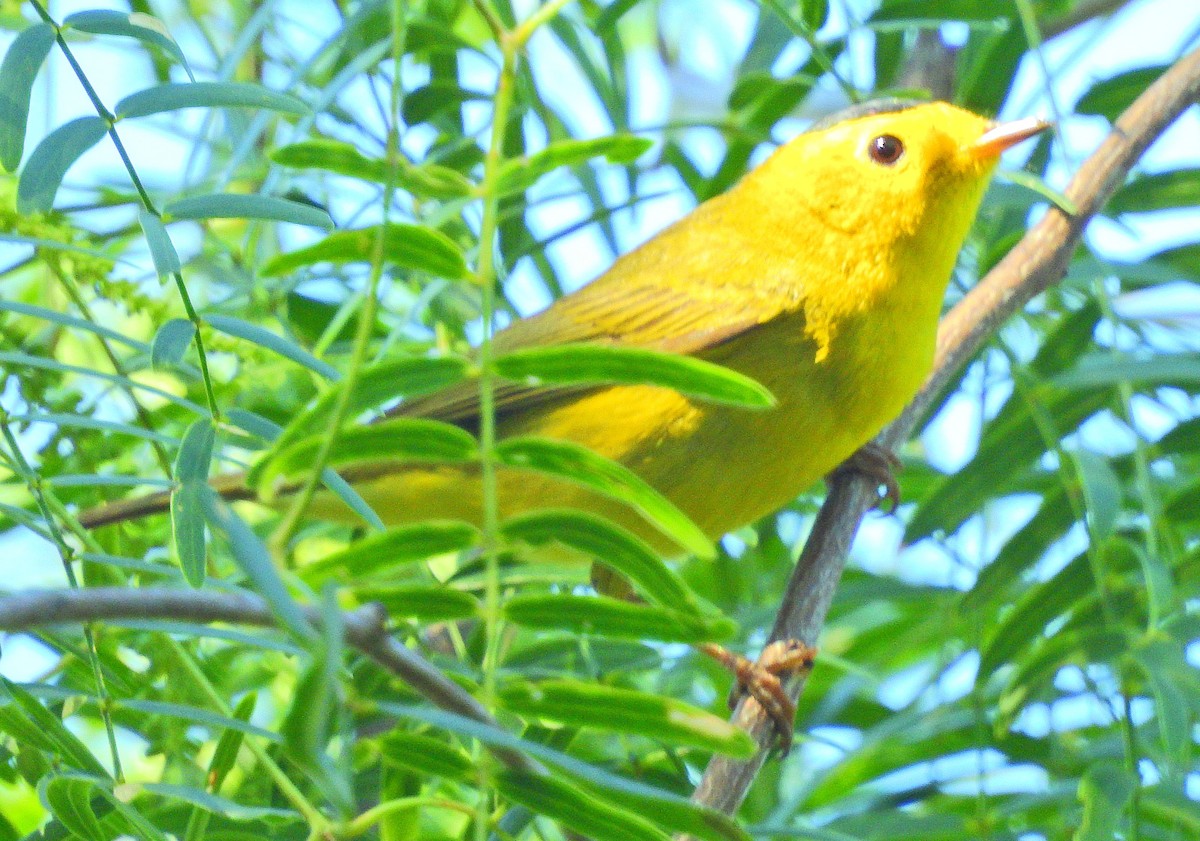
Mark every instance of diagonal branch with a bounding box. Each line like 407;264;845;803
0;587;539;774
688;43;1200;819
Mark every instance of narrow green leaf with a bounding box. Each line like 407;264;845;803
496;769;669;841
0;300;150;352
504;594;735;642
206;313;339;381
282;591;342;771
40;776;106;841
262;418;476;498
352;584;479;621
250;355;470;482
119;698;276;743
1141;787;1200;832
1072;451;1121;542
501;509;700;611
271;139;473;199
494;344;775;408
225;408;384;531
995;169;1079;215
0;681;108;776
151;318;195;370
800;0;830;30
499;680;754;757
1109;168;1200;214
496;437;714;559
301;521;478;585
1132;640;1193;758
1075;65;1167;120
63;11;190;75
0;23;55;172
116;82;307;119
496;136;652;195
139;210;181;277
172;418;214;586
379;704;749;841
259;223;467;279
1048;353;1200;390
200;488;314;642
1074;762;1134;841
17;116;108;214
164;193;333;230
139;783;295;822
379;732;472;780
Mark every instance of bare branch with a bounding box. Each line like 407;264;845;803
0;587;539;774
688;43;1200;821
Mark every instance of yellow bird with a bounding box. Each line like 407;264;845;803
85;100;1048;557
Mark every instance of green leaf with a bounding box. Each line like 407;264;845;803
116;82;307;119
380;704;748;841
139;210;181;277
496;437;713;559
164;193;333;230
496;769;669;841
0;23;55;172
251;355;470;479
1109;168;1200;214
40;776;106;841
206;313;339;381
1074;762;1134;841
225;408;384;531
800;0;830;31
271;139;473;199
172;418;214;586
505;594;735;642
200;488;314;643
282;591;342;774
1048;353;1200;390
493;344;775;408
259;223;467;279
151;318;195;370
17;116;108;214
353;584;480;621
1132;640;1194;758
261;418;476;498
496;136;652;195
379;732;472;780
501;509;700;611
139;783;295;822
63;10;190;75
1072;451;1121;542
301;521;479;585
995;169;1079;215
0;681;108;776
1075;65;1167;120
499;680;754;756
1141;787;1200;832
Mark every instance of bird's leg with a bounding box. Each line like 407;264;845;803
828;441;902;512
697;639;817;755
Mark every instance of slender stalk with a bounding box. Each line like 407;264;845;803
162;637;331;831
28;0;221;420
269;0;410;553
0;409;123;781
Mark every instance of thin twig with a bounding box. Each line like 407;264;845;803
687;43;1200;822
0;587;539;774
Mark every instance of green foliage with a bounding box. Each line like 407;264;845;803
1;1;1198;840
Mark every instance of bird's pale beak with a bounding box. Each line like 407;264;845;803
967;116;1052;160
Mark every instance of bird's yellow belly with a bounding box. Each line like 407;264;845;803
345;306;936;556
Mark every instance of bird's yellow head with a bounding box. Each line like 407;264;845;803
759;99;1049;241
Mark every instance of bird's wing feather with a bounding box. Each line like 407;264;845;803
390;271;785;428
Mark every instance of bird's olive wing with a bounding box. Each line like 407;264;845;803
388;275;781;430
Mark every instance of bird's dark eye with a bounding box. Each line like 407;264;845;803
868;134;904;165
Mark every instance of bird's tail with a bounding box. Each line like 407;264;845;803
78;473;254;529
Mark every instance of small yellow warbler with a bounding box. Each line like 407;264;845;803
85;100;1048;553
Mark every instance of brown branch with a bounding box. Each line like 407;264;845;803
688;43;1200;821
0;587;539;774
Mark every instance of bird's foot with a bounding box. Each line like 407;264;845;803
828;442;901;512
698;639;816;755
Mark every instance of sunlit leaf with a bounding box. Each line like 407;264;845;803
164;193;333;229
0;23;55;172
17;116;108;213
116;82;306;119
260;223;467;278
